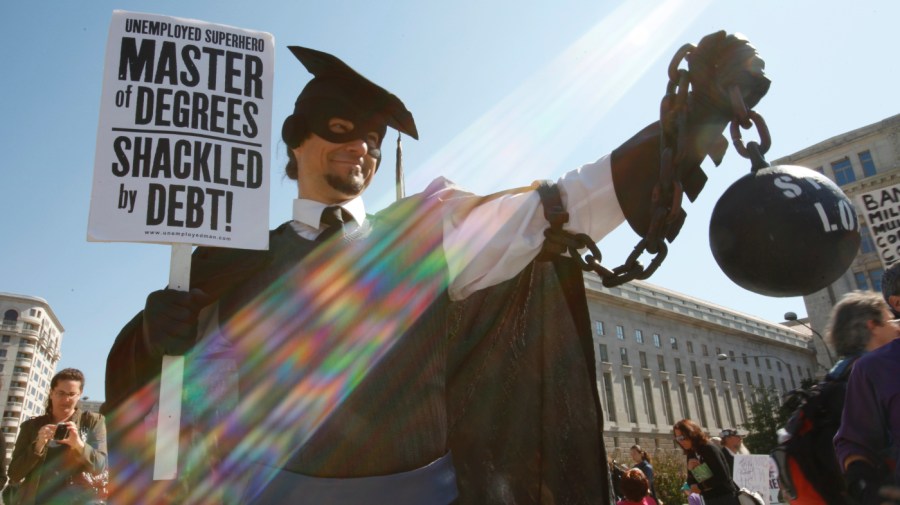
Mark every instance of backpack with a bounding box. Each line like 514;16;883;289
770;358;857;505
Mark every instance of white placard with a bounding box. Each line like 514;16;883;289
733;454;773;505
88;10;273;250
856;184;900;270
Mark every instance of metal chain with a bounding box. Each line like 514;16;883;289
544;45;693;287
728;93;771;171
545;46;767;288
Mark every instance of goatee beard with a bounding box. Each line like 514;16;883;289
325;174;366;196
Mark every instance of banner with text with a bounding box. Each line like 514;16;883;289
733;454;783;505
88;10;273;249
856;183;900;270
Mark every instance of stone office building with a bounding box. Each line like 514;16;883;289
583;274;817;458
770;114;900;371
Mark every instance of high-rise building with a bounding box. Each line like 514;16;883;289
771;114;900;370
0;293;64;464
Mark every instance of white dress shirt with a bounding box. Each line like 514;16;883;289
291;154;625;301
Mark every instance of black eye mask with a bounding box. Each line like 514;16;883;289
306;101;387;160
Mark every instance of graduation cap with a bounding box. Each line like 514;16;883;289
281;46;418;149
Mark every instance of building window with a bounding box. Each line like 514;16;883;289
746;371;753;386
766;358;772;370
670;337;678;350
724;389;737;427
616;325;625;340
742;353;748;365
860;225;876;254
0;350;6;358
1;335;9;344
831;158;856;185
678;382;690;419
710;386;723;427
598;344;609;363
595;321;605;336
780;377;787;393
686;341;694;353
754;357;761;368
634;330;644;344
855;271;870;290
695;386;709;427
652;334;661;348
770;376;776;388
705;364;713;380
674;358;683;374
737;390;748;423
603;372;617;422
620;348;630;366
643;378;657;425
624;377;638;423
776;361;782;372
859;150;877;177
661;381;674;424
759;373;764;386
657;354;666;372
690;361;698;377
871;268;885;292
702;344;709;356
720;366;728;382
733;369;741;384
639;351;648;369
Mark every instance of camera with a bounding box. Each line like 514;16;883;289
53;423;68;441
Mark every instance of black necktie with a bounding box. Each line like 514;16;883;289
317;206;347;242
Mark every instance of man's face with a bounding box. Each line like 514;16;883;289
292;117;381;203
867;307;900;351
52;379;83;416
724;435;741;450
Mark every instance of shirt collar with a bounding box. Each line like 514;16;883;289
292;195;366;231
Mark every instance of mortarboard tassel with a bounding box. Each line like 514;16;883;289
395;132;405;200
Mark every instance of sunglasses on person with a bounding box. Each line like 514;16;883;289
674;435;686;441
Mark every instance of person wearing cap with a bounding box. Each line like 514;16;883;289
103;35;768;505
719;428;749;473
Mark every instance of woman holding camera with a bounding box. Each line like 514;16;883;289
9;368;107;505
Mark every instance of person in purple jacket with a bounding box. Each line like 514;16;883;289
833;293;900;505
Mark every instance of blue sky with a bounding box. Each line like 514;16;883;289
2;0;897;401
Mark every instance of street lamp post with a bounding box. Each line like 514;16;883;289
784;311;835;368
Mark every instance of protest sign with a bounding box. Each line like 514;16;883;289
856;183;900;269
88;10;274;482
734;454;775;505
88;10;273;250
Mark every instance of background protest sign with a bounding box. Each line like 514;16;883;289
733;454;782;505
856;183;900;270
88;10;273;250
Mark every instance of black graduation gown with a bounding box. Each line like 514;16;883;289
102;187;611;504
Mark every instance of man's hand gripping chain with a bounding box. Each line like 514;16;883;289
540;31;770;287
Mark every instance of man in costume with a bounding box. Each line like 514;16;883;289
103;33;768;504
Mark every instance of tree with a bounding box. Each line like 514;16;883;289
742;386;792;454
